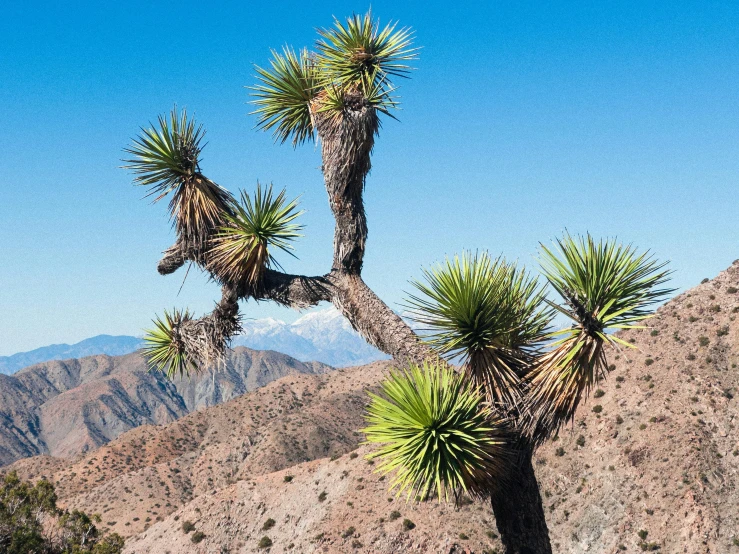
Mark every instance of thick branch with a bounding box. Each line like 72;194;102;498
313;91;377;274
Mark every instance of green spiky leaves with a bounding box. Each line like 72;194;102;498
124;107;204;193
525;233;673;439
208;183;303;287
124;107;235;250
251;11;418;145
406;252;552;408
316;11;416;86
363;362;510;502
252;48;321;146
141;308;198;379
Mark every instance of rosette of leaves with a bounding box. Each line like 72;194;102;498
251;11;418;145
363;361;510;502
124;107;234;253
405;252;552;409
207;183;303;287
141;308;198;378
525;233;673;439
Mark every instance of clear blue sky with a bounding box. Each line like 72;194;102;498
2;1;738;355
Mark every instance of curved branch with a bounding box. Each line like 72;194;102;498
246;269;333;309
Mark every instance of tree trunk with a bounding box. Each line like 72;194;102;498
490;446;553;554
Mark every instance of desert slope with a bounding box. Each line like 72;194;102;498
124;261;739;553
0;347;331;465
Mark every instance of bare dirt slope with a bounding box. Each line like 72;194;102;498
6;262;739;553
0;347;330;465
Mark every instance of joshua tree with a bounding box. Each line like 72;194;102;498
125;12;671;554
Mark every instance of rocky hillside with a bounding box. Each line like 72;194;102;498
0;347;330;466
5;261;739;553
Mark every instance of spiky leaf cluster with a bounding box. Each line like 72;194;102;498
252;11;417;145
208;183;303;286
141;308;198;379
525;233;673;439
123;108;234;249
363;362;510;502
252;48;321;145
406;252;552;407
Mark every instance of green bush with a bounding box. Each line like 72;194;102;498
262;518;276;530
592;405;603;414
0;472;124;554
258;536;273;549
191;531;206;544
182;520;195;533
402;518;416;530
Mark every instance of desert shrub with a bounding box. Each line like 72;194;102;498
698;336;710;347
352;539;363;548
262;518;276;530
701;278;709;284
638;530;649;540
349;452;358;459
182;520;195;533
555;447;565;457
687;354;696;361
459;532;469;539
645;358;654;366
389;510;401;521
592;405;603;414
402;519;416;530
318;491;327;502
576;435;585;447
616;415;624;424
283;475;293;482
191;531;206;544
650;330;659;337
689;316;699;323
258;536;273;548
594;389;605;398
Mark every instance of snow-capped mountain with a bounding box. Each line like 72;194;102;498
232;307;388;367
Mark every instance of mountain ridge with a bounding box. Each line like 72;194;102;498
1;307;386;375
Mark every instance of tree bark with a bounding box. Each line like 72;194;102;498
490;446;553;554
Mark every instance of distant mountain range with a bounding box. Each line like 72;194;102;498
0;308;387;376
0;335;144;375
